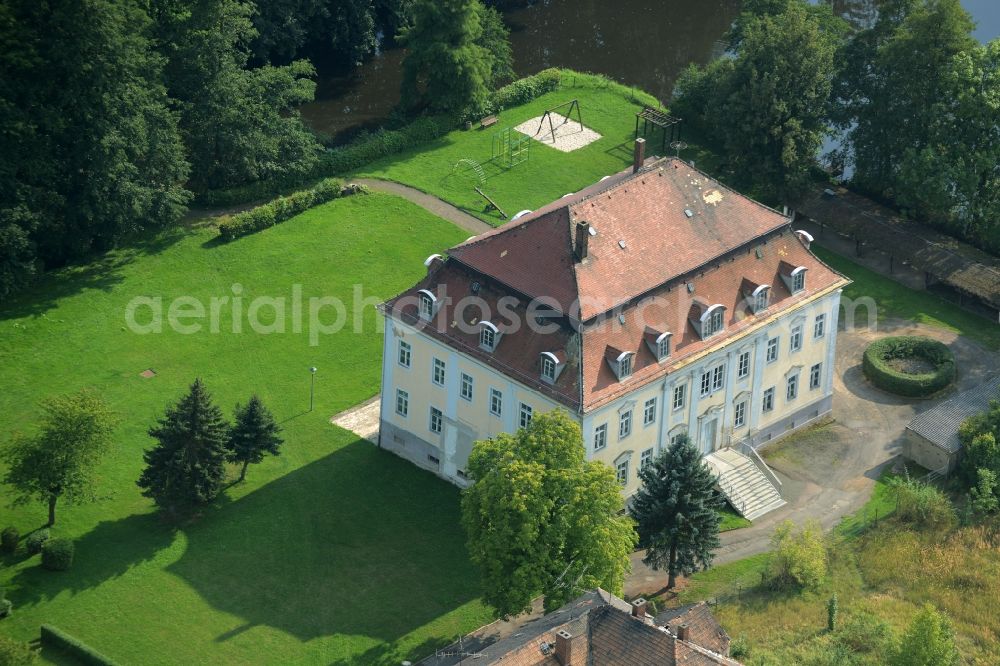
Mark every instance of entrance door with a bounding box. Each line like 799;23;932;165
701;418;718;455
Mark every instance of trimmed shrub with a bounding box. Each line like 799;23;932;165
317;115;454;175
0;587;12;618
1;526;18;554
40;625;119;666
217;178;348;242
480;68;562;116
0;634;37;665
24;529;49;555
862;336;956;397
41;537;74;571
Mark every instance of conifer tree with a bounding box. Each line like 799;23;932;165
137;379;229;519
630;434;722;589
227;395;283;482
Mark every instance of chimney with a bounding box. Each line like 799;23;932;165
677;624;690;642
574;221;590;262
633;138;646;173
631;598;648;619
554;629;580;666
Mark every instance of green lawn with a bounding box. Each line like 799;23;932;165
0;193;492;665
355;71;660;225
813;244;1000;351
718;507;752;532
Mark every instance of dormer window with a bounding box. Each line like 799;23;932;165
752;285;770;313
701;304;726;338
605;348;634;381
644;328;672;362
792;267;806;293
417;289;438;321
539;351;565;384
479;321;500;351
618;352;633;379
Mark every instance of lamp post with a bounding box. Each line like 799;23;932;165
309;367;318;411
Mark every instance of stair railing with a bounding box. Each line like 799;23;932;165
738;440;783;495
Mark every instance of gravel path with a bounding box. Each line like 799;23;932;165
351;178;494;235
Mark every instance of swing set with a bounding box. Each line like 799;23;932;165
534;99;583;143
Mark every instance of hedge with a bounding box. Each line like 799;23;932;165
40;625;120;666
862;336;956;397
41;537;74;571
24;529;49;555
216;178;357;242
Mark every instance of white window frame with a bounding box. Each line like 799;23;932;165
619;409;633;440
460;372;474;401
814;313;826;339
700;370;711;396
479;321;498;352
701;304;726;338
734;400;747;428
395;389;409;417
541;354;556;382
787;374;799;401
752;285;770;313
737;350;751;379
810;363;822;390
432;358;446;386
790;324;803;353
672;384;686;411
489;388;503;417
766;337;779;363
417;289;437;321
617;352;634;380
594;423;608;451
398;340;411;368
641;448;654;469
643;397;657;426
792;267;806;293
655;332;671;361
616;459;629;485
762;387;775;412
519;402;533;429
429;406;443;434
712;364;725;391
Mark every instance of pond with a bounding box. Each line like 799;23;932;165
297;0;1000;137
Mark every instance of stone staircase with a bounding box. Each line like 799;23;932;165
704;448;786;521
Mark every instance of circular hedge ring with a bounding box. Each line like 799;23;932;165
862;336;955;397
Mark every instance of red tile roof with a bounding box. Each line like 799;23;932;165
384;158;849;413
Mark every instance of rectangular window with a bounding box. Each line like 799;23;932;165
700;370;711;396
541;355;556;381
767;337;779;363
738;351;751;379
619;409;633;440
762;387;775;412
398;340;411;368
814;313;826;339
787;375;799;401
489;388;503;417
810;363;822;390
594;424;608;451
657;336;670;360
793;271;806;292
673;384;686;411
670;430;687;447
395;389;409;417
712;364;725;391
519;403;533;429
616;460;629;485
432;358;446;386
643;397;657;426
460;373;473;401
641;448;654;469
429;407;443;433
790;325;803;352
734;400;746;428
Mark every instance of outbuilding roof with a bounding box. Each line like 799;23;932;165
906;375;1000;453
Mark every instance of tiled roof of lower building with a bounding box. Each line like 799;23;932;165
907;375;1000;453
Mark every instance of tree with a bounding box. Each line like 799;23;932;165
630;434;722;589
461;410;637;618
958;400;1000;489
399;0;494;115
2;391;118;526
673;1;840;204
228;395;283;482
892;604;959;666
153;0;320;192
769;519;827;590
137;379;230;519
477;4;514;88
0;0;190;300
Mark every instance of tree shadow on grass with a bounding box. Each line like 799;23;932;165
6;511;177;609
168;437;481;645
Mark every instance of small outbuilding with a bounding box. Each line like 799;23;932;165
904;375;1000;474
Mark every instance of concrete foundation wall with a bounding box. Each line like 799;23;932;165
748;394;833;451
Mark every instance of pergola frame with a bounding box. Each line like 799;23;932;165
634;107;681;153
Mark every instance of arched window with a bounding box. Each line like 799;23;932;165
700;304;726;338
752;284;770;313
479;321;499;351
417;289;437;321
791;266;807;293
617;351;634;380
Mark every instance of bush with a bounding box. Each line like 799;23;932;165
0;587;12;618
862;336;955;397
769;519;827;590
0;634;37;665
41;537;74;571
1;526;18;554
835;608;896;656
729;634;750;659
24;529;49;555
216;178;349;242
891;477;956;529
318;115;454;175
40;625;119;666
479;68;562;117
